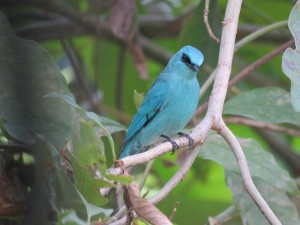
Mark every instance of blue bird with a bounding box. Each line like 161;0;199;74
119;46;204;159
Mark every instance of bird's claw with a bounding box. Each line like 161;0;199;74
178;132;194;149
160;134;179;155
170;141;179;155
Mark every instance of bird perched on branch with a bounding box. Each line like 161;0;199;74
119;46;204;159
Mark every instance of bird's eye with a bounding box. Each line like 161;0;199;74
181;53;191;64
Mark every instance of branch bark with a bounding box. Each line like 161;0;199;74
216;120;281;225
12;13;290;44
224;116;300;137
0;1;285;224
109;0;282;224
195;39;295;117
203;0;220;42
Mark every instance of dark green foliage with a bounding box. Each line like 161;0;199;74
0;0;299;224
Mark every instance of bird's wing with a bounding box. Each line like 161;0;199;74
124;78;168;144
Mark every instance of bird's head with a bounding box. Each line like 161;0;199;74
169;46;204;78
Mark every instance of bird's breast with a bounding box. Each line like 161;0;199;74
164;78;199;132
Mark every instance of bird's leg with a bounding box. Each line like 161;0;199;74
178;132;194;149
160;134;179;154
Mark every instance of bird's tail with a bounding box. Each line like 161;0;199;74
118;137;136;159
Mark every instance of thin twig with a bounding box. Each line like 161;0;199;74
60;39;102;112
195;39;295;117
216;120;281;225
139;36;172;65
207;206;238;225
224;116;300;137
138;160;154;190
235;20;288;51
169;202;180;222
197;21;291;114
203;0;220;43
14;17;290;45
229;39;294;88
109;0;281;224
116;183;124;210
110;1;239;223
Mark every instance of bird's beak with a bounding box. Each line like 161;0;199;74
188;63;199;72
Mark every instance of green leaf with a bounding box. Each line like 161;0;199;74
71;158;112;206
282;0;300;112
133;90;144;110
45;93;81;110
85;111;116;158
71;122;106;166
76;190;113;222
105;173;134;185
54;170;88;218
55;169;113;222
0;12;74;150
46;92;126;135
226;171;300;225
95;115;126;134
199;132;298;194
46;92;125;158
70;122;113;206
223;87;300;126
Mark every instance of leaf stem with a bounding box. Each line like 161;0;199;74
224;116;300;137
235;20;288;51
199;20;288;100
207;205;238;225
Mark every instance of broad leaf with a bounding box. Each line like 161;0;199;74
76;190;113;222
70;122;113;206
46;93;126;135
223;87;300;126
46;92;125;152
105;173;133;185
199;132;298;194
282;0;300;112
226;171;300;225
0;12;74;150
124;181;172;225
199;132;300;224
95;115;126;135
55;169;113;222
133;90;144;110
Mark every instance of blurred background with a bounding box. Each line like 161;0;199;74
0;0;299;224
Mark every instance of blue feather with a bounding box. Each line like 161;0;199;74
119;46;204;158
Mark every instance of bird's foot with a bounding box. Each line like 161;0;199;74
160;134;179;155
178;132;194;149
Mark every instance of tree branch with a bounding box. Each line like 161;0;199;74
216;120;281;225
224;116;300;137
229;39;295;89
4;1;282;223
234;21;288;51
203;0;220;43
195;39;295;117
207;206;238;225
12;13;290;44
109;0;281;224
